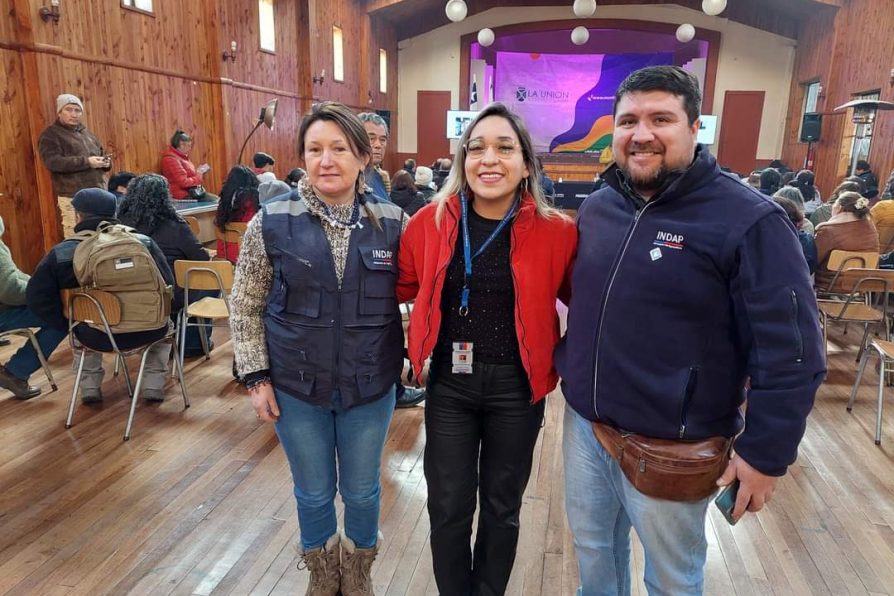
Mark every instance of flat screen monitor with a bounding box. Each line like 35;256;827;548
697;115;718;145
446;110;479;139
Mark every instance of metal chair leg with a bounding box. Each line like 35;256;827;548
118;355;134;397
857;323;872;363
171;313;181;379
114;354;121;376
123;347;152;441
179;311;188;378
877;354;886;446
171;336;190;409
849;346;872;412
821;313;828;361
66;350;86;429
24;329;58;391
198;320;210;360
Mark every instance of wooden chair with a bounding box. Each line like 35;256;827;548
62;288;189;441
848;338;894;445
213;222;248;262
819;250;880;296
173;260;234;375
0;328;58;392
816;268;894;362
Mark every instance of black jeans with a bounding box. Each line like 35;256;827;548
425;361;545;596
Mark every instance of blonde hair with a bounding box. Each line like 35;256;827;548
433;103;566;226
835;191;870;218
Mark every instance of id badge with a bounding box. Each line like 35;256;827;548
451;341;474;374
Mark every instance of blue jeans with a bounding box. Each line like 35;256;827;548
0;306;67;381
274;385;395;550
563;403;711;596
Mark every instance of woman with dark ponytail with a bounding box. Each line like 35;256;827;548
214;165;260;263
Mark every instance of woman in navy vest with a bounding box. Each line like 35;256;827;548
230;102;407;595
397;103;577;595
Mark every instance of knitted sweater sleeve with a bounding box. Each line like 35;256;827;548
230;212;271;376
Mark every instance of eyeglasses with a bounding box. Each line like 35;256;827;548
464;140;521;160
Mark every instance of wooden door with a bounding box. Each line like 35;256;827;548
416;91;451;167
716;91;765;175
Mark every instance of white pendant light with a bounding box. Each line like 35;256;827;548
675;23;695;43
572;0;597;18
571;26;590;46
445;0;468;22
702;0;727;16
477;28;495;47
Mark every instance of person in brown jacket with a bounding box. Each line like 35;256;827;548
814;191;879;290
38;93;109;238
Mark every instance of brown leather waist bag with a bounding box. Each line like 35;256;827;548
592;422;732;502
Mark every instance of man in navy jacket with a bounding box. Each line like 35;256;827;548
556;66;824;595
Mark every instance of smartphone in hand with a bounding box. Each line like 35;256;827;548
714;479;741;525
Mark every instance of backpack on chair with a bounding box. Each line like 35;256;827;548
72;221;172;333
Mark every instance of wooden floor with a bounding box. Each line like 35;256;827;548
1;325;894;595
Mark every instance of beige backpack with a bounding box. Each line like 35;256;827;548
72;222;172;333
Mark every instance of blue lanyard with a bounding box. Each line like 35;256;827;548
459;192;518;317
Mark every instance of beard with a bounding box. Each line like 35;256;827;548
623;164;673;192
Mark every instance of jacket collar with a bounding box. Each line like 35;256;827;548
167;146;189;159
602;144;719;209
444;191;537;223
73;217;119;233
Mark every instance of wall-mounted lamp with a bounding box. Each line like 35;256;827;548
312;69;326;85
222;41;237;63
816;83;825;98
39;0;61;24
367;91;374;105
889;68;894;87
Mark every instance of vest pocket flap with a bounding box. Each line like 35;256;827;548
359;246;397;273
359;246;397;303
356;368;389;399
285;283;322;318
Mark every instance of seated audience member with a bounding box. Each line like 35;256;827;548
814;191;879;289
259;179;291;204
746;170;762;189
855;159;879;200
433;158;451;189
160;130;218;202
768;159;791;174
538;156;555;198
0;216;67;399
781;171;796;186
792;169;822;215
414;166;437;201
215;165;260;263
108;170;136;210
759;168;782;196
252;152;277;183
117;174;214;357
26;189;174;403
285;168;306;189
882;170;894;200
389;170;426;216
774;186;814;234
810;180;863;227
773;197;817;274
403;158;416;178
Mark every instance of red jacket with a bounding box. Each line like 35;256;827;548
160;146;203;200
398;194;577;402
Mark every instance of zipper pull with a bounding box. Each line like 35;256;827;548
679;424;686;439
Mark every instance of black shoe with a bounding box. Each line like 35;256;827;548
395;386;426;409
0;366;41;400
80;388;103;404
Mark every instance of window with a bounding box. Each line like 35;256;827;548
121;0;152;13
259;0;275;53
379;49;387;93
333;26;344;82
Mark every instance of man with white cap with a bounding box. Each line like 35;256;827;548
38;93;109;238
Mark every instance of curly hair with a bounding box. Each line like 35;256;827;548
117;173;181;235
215;165;260;230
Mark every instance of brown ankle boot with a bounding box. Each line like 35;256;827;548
340;531;381;596
297;533;340;596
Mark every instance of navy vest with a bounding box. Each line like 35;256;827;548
261;191;404;410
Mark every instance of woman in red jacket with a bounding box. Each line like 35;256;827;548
398;103;577;595
160;130;219;201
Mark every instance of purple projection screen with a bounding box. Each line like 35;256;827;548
495;52;673;153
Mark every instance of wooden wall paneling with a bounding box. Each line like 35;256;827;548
781;0;894;196
225;87;303;178
0;48;45;272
